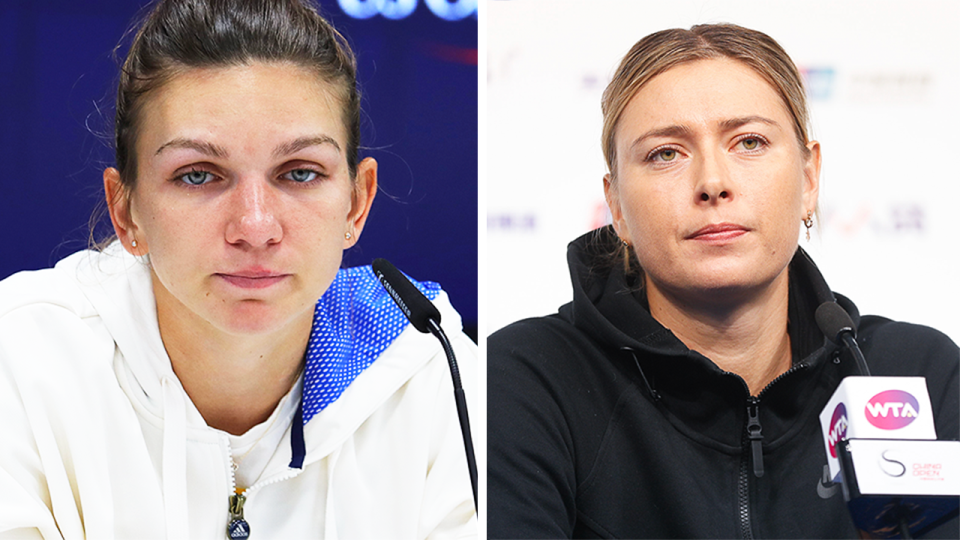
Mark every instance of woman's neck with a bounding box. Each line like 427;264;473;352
153;279;311;436
646;270;793;396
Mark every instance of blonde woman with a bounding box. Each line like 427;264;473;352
488;24;958;539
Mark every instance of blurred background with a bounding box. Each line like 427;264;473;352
0;0;478;339
487;0;960;343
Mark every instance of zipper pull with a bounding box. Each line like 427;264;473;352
227;489;250;539
746;399;764;478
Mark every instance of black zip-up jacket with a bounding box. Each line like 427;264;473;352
488;227;959;539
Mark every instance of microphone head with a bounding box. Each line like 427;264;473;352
372;258;441;334
816;302;857;344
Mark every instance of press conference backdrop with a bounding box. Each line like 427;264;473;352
0;0;477;337
487;0;960;344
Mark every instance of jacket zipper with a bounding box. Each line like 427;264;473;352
746;398;763;478
222;434;305;539
223;437;250;539
736;361;810;539
227;489;250;539
222;436;250;539
737;434;754;540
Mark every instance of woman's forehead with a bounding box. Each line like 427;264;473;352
619;58;792;140
137;62;348;157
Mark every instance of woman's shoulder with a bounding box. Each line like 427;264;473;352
489;308;588;358
0;249;138;365
3;244;148;316
856;314;959;416
858;315;959;366
0;252;95;322
488;309;620;392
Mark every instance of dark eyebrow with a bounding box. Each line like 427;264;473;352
155;138;228;158
630;116;781;152
273;135;341;158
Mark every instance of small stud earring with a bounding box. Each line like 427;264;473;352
131;239;138;248
345;232;352;240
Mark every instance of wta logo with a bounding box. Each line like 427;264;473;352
864;390;920;429
827;403;848;458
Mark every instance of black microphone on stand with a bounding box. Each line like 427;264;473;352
372;258;478;512
816;301;959;539
816;302;870;377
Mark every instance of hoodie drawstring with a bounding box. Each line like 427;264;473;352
324;448;340;540
161;376;189;539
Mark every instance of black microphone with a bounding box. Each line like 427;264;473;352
372;258;441;334
816;301;959;538
815;302;870;376
815;301;856;344
372;258;478;512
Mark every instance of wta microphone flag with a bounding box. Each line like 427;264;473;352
820;377;936;482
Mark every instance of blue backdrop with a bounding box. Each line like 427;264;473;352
0;0;478;338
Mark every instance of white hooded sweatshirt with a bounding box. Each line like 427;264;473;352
0;246;477;539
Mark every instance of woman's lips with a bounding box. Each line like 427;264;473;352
216;271;290;289
687;223;749;243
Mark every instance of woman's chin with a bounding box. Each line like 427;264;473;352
216;301;304;336
650;261;789;306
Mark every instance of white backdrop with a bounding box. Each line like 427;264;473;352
486;0;960;344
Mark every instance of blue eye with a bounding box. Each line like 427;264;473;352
180;170;215;185
284;169;320;183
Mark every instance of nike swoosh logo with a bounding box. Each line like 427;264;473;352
817;464;839;499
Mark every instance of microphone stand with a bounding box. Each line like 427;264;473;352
427;319;478;511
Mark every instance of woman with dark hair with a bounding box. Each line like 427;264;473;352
0;0;476;538
487;23;958;539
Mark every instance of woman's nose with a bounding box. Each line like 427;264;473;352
224;178;282;248
695;148;734;204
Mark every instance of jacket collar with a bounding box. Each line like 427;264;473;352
291;265;441;467
560;227;858;448
301;266;440;425
63;245;444;454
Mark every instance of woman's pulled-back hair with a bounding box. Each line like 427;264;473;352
601;23;810;183
115;0;359;193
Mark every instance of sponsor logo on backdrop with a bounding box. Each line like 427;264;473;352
849;71;933;102
338;0;476;20
800;67;836;100
864;390;920;430
798;67;933;102
821;202;927;238
590;202;612;231
488;213;537;232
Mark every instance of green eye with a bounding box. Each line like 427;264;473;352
741;138;759;150
659;149;677;161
